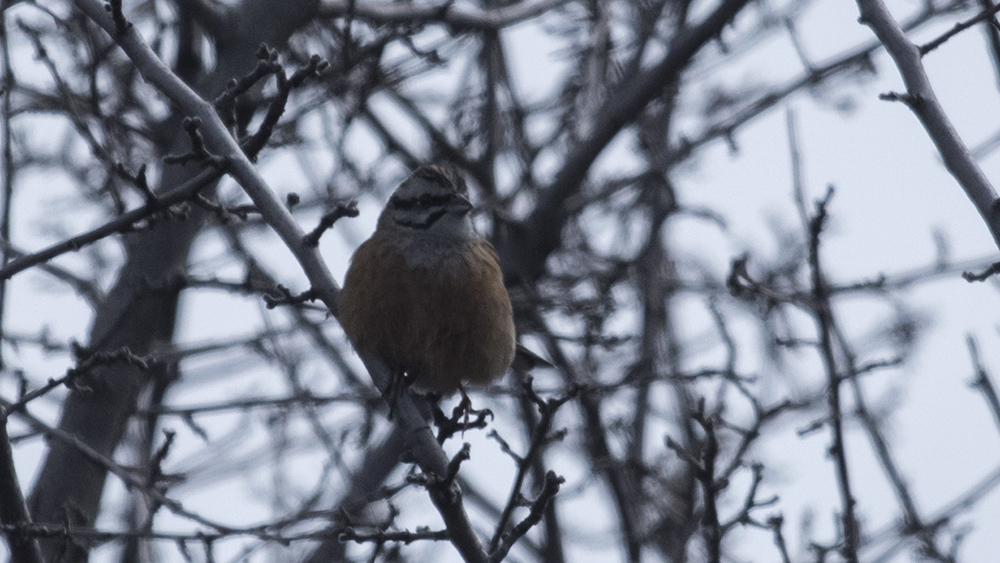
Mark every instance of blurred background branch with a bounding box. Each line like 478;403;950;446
0;0;998;562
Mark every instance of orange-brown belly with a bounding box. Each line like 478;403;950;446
339;236;516;394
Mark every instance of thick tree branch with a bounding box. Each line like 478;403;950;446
510;0;752;282
856;0;1000;252
72;1;488;560
27;1;321;561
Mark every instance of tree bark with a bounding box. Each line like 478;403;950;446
27;2;319;560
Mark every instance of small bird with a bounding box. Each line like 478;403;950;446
338;164;520;408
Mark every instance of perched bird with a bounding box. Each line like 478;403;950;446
338;164;521;406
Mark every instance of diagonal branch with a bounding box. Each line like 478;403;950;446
856;0;1000;252
0;166;224;281
71;1;488;561
0;418;42;563
510;0;753;283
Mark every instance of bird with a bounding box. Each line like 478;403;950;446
339;164;535;411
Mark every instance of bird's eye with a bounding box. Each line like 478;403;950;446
418;194;435;207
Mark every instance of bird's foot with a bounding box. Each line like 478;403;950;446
383;369;417;420
453;385;493;436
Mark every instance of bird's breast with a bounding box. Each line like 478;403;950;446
339;235;516;394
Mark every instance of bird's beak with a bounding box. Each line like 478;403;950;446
449;193;474;215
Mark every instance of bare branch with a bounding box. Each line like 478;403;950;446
856;0;1000;252
919;1;1000;55
0;166;223;281
319;0;573;30
806;187;860;562
302;200;359;247
489;470;565;563
967;335;1000;436
0;421;42;563
70;1;491;559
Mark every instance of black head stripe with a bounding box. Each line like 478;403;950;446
389;192;453;211
390;164;470;230
413;164;468;195
388;194;414;210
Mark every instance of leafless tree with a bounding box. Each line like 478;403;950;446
0;0;998;562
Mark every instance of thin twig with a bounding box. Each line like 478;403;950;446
302;200;359;247
0;166;224;281
962;261;1000;282
967;335;1000;435
2;346;158;420
806;186;859;562
919;1;1000;55
488;379;575;553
